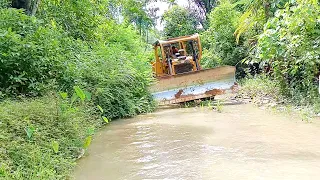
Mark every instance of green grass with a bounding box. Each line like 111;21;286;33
239;75;283;102
0;94;102;179
215;100;223;113
240;75;320;122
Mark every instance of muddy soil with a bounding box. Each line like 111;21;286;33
73;104;320;180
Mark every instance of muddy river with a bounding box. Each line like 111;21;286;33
74;104;320;180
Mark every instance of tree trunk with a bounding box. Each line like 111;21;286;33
30;0;40;15
11;0;40;15
263;0;270;22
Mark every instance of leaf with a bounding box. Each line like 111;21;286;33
83;136;92;149
23;115;30;122
86;127;95;136
74;86;86;101
84;91;91;101
59;92;68;100
71;92;78;105
25;126;35;139
52;141;59;153
102;116;109;123
97;105;103;113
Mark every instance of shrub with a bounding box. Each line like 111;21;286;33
256;1;320;103
201;0;248;68
37;0;109;41
0;2;155;179
239;75;283;101
0;93;101;179
0;0;9;8
0;8;155;118
0;9;80;96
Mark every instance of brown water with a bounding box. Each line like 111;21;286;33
73;104;320;180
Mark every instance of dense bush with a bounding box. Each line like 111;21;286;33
0;0;9;8
0;93;102;179
239;75;283;102
256;1;320;103
0;9;79;96
0;7;155;118
202;0;319;107
37;0;109;41
201;0;248;68
0;4;155;178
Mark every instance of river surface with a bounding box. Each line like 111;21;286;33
73;104;320;180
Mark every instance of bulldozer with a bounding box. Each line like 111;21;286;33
150;33;237;105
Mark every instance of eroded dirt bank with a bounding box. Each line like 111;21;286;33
74;104;320;180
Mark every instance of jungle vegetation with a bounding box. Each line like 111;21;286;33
0;0;319;179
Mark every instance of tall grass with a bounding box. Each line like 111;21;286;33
239;75;283;102
0;93;102;179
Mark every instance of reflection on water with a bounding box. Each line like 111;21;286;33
74;104;320;180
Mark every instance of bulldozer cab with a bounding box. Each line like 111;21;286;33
152;34;202;76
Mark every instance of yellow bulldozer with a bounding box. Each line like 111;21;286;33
150;34;237;105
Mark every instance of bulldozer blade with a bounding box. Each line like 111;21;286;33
150;66;237;105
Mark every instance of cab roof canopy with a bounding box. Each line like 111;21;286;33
154;34;199;47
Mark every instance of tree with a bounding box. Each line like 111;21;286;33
122;0;154;36
161;5;199;38
168;0;177;7
201;0;247;67
11;0;40;15
255;0;320;98
234;0;290;43
109;0;158;42
192;0;216;18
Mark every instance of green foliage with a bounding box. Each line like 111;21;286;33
0;7;155;116
83;136;92;149
52;141;59;153
239;75;283;101
215;100;223;113
0;94;101;179
256;1;320;103
24;126;35;139
0;4;156;178
0;0;10;8
0;8;80;96
234;0;290;43
162;5;199;38
102;116;109;123
200;48;222;68
121;0;154;35
37;0;109;41
201;0;247;68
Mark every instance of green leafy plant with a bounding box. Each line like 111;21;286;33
74;86;86;102
25;126;35;139
215;100;223;113
52;141;59;153
97;105;104;113
102;116;109;123
0;95;101;179
83;136;92;149
201;0;248;68
162;5;199;38
207;100;213;109
0;1;157;179
255;1;320;104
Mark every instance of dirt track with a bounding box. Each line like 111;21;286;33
74;103;320;180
